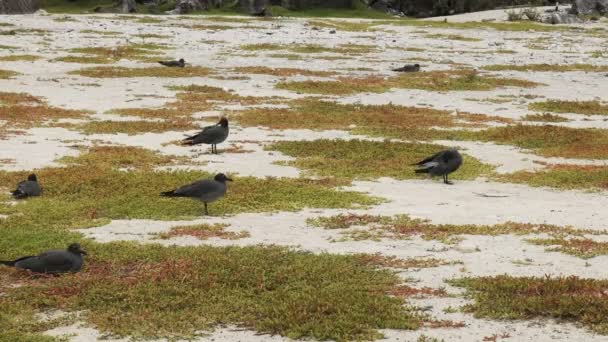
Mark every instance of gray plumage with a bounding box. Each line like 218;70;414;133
11;173;42;199
392;64;420;72
158;58;185;67
413;149;463;185
0;243;87;274
161;173;232;215
182;117;229;154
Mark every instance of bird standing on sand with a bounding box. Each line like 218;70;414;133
413;149;463;185
182;117;229;154
0;243;87;274
12;173;42;199
392;64;420;72
158;58;185;67
161;173;232;216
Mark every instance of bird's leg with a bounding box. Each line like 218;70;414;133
444;174;453;185
204;202;208;216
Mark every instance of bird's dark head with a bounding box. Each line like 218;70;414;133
68;243;87;255
179;58;185;63
27;174;38;182
214;173;233;183
218;117;229;128
414;64;420;68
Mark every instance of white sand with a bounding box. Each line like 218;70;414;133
1;9;608;342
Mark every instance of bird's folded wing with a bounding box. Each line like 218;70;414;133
173;180;213;196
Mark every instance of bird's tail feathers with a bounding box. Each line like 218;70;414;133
415;168;430;174
161;190;182;197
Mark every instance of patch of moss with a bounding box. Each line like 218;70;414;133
64;43;166;63
80;29;122;35
450;275;608;334
529;100;608;115
307;19;379;32
0;91;88;128
499;165;608;190
267;139;492;181
483;63;608;72
308;213;602;243
53;55;113;64
0;54;42;62
70;66;211;78
354;253;456;269
276;70;539;95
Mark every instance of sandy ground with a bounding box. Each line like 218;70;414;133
1;7;608;342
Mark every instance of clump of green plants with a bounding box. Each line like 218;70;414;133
77;119;197;135
527;237;608;258
0;54;41;62
529;100;608;115
354;253;456;269
462;125;608;159
267;139;492;181
450;275;608;334
70;66;211;78
57;43;166;64
0;91;88;129
156;223;250;240
0;69;20;79
425;33;481;42
234;99;510;140
307;19;379;32
0;243;421;341
307;213;600;243
483;63;608;72
521;113;570;122
276;70;539;95
233;66;336;77
499;164;608;190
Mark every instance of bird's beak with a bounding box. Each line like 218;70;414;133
226;177;233;182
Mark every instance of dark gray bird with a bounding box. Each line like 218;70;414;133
161;173;232;216
413;149;463;185
182;117;229;154
392;64;420;72
11;173;42;199
0;243;87;274
158;58;185;67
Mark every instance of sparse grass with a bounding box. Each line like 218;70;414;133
235;99;510;141
267;139;492;181
0;44;17;49
53;16;78;22
0;54;42;62
499;165;608;190
53;55;113;64
0;69;20;79
521;113;570;122
156;223;250;240
483;63;608;72
0;243;421;341
529;100;608;116
450;275;608;334
276;70;539;95
307;213;601;243
77;119;197;135
386;19;575;32
70;66;211;78
269;53;305;60
135;33;171;39
425;33;482;42
527;238;608;258
233;66;336;77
